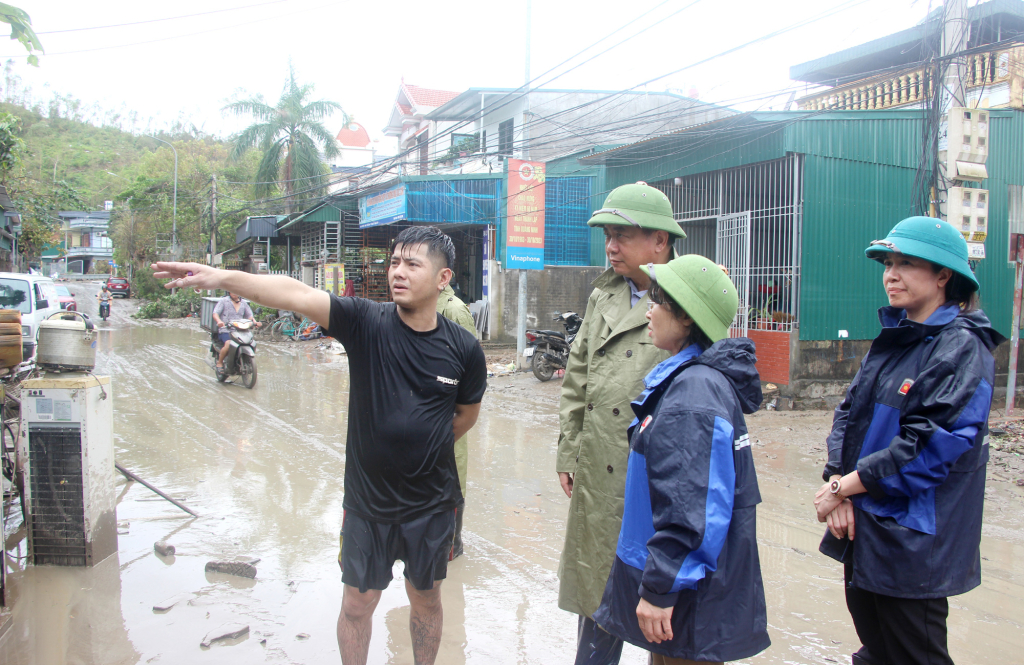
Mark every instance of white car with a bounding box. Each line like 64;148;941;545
0;272;63;360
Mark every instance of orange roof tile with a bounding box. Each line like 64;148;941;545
402;84;460;110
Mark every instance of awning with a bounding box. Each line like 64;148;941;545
215;240;252;259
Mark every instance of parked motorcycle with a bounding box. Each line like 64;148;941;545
525;311;584;382
211;320;258;388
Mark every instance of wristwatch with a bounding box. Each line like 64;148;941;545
829;477;846;501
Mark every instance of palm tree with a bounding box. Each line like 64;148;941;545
224;65;345;210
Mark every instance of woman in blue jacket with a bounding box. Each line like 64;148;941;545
814;217;1004;665
593;254;770;664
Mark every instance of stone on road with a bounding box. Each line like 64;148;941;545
205;561;257;578
152;592;193;612
200;622;249;647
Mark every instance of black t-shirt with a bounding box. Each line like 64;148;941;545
327;295;487;524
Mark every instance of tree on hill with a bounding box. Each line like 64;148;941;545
224;65;345;211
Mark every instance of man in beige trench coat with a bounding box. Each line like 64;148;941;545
556;182;686;664
437;283;477;558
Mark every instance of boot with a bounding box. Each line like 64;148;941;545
452;504;465;559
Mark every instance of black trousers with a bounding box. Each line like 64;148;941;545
844;563;953;665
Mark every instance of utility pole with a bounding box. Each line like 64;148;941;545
935;0;969;215
516;0;532;369
210;174;218;259
146;135;178;257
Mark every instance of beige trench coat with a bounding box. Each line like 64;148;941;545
437;284;477;496
556;268;671;619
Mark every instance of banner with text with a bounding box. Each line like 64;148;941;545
359;184;407;228
505;159;545;270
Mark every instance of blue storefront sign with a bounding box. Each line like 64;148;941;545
359;184;407;228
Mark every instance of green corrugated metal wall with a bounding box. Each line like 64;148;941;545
970;111;1024;336
303;204;342;222
799;155;922;339
784;112;925;168
800;111;1024;340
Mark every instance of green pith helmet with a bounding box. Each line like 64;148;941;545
864;216;980;291
587;181;686;238
640;254;738;343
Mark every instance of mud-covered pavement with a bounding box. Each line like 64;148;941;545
2;284;1023;664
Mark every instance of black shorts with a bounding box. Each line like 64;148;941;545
338;509;456;592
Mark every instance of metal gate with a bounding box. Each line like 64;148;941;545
716;211;751;337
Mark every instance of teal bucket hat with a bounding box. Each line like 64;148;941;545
587;182;686;238
864;216;979;291
640;254;738;343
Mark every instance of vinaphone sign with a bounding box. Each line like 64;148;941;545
505;159;545;270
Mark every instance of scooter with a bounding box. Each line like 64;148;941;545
524;311;584;382
210;320;258;388
99;300;110;321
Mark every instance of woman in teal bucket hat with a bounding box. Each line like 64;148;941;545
814;216;1005;665
592;254;770;664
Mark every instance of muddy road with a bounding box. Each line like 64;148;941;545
2;286;1023;664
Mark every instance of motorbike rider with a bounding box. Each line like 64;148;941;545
556;181;686;664
212;292;261;369
97;285;113;317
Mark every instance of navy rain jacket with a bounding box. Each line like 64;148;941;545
593;339;770;662
821;303;1004;599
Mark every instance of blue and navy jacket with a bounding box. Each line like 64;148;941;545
593;339;770;662
822;304;1004;599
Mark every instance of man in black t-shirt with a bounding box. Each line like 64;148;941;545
153;226;486;665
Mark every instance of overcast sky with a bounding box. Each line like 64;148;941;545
9;0;936;149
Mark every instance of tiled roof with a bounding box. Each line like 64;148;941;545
336;122;371;148
402;84;460;110
396;102;412;116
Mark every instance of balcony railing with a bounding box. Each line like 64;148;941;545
68;219;109;230
798;47;1020;111
66;246;114;258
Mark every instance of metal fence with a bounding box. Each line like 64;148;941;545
544;176;593;266
652;154;803;334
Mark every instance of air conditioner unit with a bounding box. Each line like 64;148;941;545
21;375;116;566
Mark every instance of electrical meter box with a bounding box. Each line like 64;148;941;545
947;187;989;242
943;108;989;182
21;374;116;566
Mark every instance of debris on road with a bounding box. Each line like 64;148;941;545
200;622;249;647
153;593;193;612
154;541;176;556
116;462;200;517
296;633;310;639
205;561;257;578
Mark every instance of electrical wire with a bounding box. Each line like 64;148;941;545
0;0;350;58
35;0;292;35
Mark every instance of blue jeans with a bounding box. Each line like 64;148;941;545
575;616;623;665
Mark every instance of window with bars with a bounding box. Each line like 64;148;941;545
498;119;514;156
544;176;594;266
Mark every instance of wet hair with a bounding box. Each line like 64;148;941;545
929;262;980;312
392;226;455;272
649;281;715;350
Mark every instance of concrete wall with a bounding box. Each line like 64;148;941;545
489;265;605;343
786;335;1024;410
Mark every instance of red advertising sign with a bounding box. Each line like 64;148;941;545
505;159;546;269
